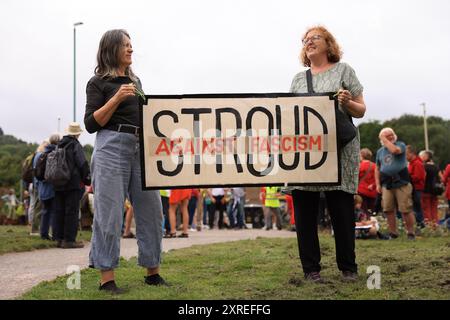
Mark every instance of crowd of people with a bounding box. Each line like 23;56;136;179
1;123;92;248
159;187;294;239
359;127;449;238
354;131;450;240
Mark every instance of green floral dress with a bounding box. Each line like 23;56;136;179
284;62;364;194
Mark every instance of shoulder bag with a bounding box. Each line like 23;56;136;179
306;69;356;148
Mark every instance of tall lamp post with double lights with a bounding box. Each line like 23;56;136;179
73;22;83;122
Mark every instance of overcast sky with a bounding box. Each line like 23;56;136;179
1;0;449;146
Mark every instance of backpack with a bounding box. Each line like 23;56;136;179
431;178;445;196
427;164;444;196
34;152;48;181
431;183;444;196
44;145;71;187
21;152;36;184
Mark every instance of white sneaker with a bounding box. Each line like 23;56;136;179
189;227;197;232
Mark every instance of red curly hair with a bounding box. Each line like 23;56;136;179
300;25;343;67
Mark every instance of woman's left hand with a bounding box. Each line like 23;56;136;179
337;89;353;107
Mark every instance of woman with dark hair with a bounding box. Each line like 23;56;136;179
285;25;366;282
85;29;167;294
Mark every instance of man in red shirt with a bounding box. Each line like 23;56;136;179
406;145;426;228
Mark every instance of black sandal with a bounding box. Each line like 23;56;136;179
178;233;189;238
122;232;135;239
163;233;177;238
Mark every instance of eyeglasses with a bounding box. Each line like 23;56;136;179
302;35;322;46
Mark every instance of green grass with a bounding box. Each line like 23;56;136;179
0;225;92;255
20;230;450;300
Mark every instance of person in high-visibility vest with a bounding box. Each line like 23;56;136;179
264;186;283;230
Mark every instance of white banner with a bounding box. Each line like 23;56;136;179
140;93;340;189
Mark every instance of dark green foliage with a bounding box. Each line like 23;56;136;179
0;135;37;189
82;144;93;164
358;120;383;159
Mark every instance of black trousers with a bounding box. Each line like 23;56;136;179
292;190;357;274
161;196;170;233
54;190;81;242
211;196;225;229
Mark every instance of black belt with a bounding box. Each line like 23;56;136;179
105;124;140;136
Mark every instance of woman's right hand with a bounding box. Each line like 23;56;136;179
93;83;137;127
113;83;136;103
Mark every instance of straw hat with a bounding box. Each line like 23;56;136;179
65;122;83;136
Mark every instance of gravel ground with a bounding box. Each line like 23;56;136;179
0;228;296;300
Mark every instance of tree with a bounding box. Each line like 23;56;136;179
358;120;383;160
83;144;93;163
0;135;37;188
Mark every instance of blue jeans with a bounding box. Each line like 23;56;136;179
412;190;425;226
226;199;236;228
235;196;246;227
40;198;57;239
89;130;163;270
188;196;198;227
227;196;246;228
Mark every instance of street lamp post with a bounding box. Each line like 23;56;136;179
421;102;429;151
73;22;83;122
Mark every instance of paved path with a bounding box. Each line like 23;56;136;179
0;229;296;300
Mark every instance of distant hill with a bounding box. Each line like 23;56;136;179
0;128;93;190
0;130;38;189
